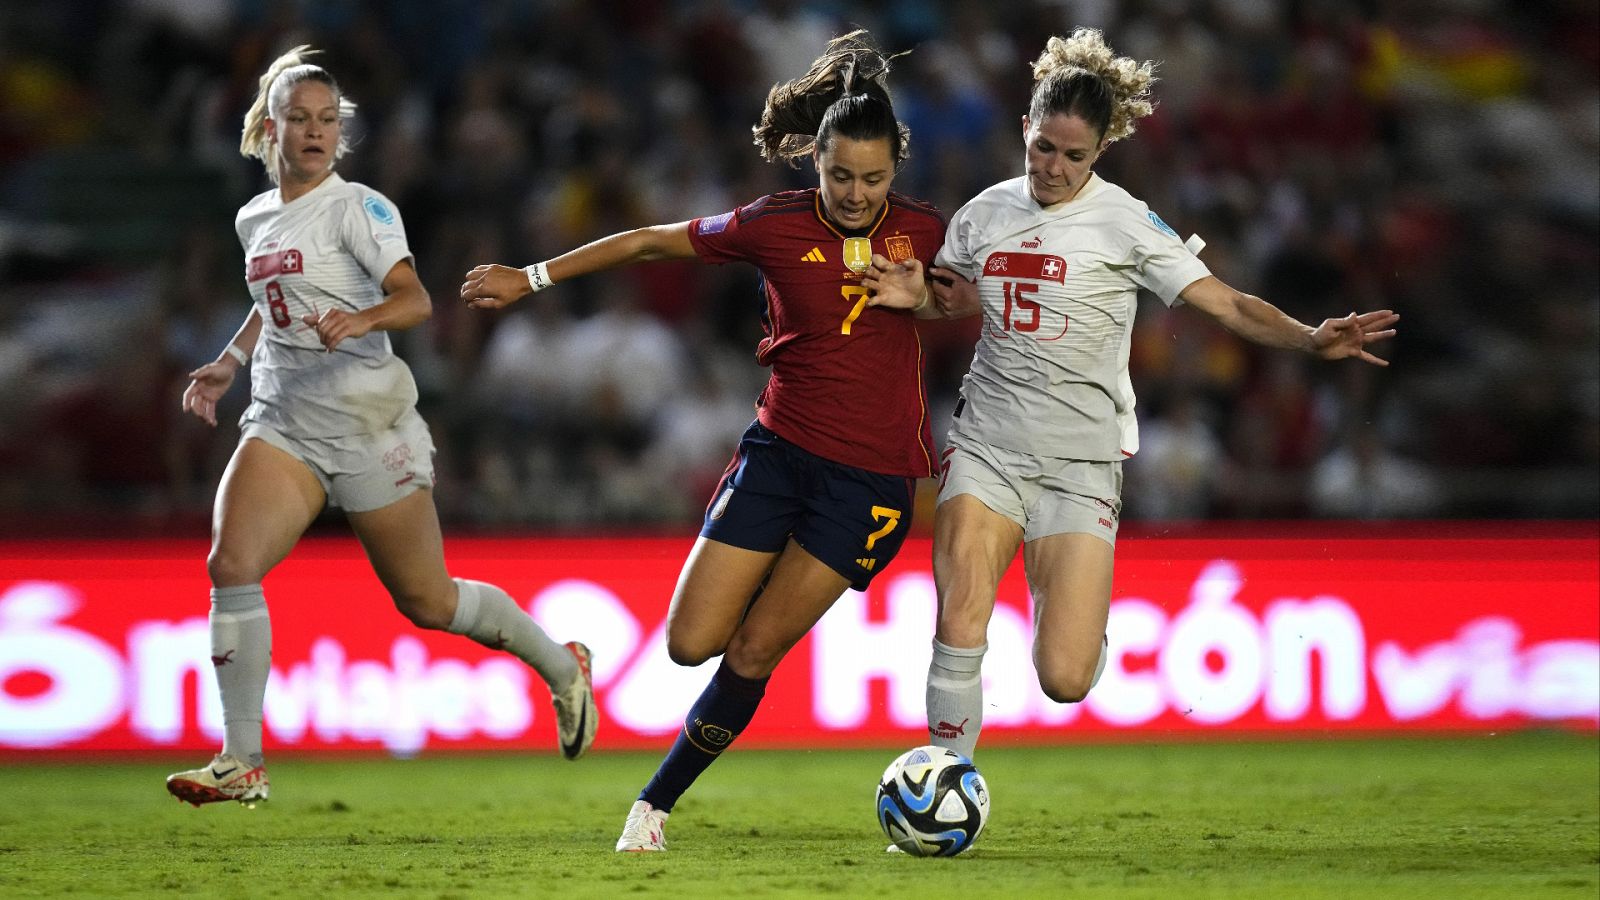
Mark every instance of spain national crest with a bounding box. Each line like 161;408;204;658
886;235;914;264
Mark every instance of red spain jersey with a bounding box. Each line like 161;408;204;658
688;189;945;477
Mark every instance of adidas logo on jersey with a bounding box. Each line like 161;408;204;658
802;247;827;263
855;557;877;571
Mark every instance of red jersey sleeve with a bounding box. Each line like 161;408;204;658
687;196;772;264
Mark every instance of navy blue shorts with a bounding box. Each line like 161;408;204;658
701;421;917;590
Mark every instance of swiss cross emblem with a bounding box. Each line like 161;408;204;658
1042;258;1062;278
283;250;303;273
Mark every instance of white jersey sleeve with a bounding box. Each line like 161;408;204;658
339;186;414;285
934;204;982;283
944;174;1211;461
1127;206;1208;305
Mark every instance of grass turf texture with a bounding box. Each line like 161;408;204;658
0;733;1594;899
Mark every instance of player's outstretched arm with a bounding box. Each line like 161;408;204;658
1178;275;1398;366
460;222;697;310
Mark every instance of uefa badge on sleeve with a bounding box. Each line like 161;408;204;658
843;237;872;274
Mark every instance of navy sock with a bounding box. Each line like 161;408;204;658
639;661;769;813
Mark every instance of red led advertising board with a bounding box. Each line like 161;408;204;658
1;523;1595;756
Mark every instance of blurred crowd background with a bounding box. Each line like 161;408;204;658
1;0;1596;536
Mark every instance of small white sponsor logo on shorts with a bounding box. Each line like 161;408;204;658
710;487;734;520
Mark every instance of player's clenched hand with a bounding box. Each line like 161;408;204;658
929;267;980;319
300;308;371;352
862;254;927;310
181;360;237;427
460;264;531;310
1311;309;1399;366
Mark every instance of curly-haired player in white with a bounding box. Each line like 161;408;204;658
865;28;1398;761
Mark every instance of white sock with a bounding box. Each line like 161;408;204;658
210;584;270;768
926;639;986;759
448;578;578;690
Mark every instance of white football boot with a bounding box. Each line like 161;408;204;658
615;799;669;852
166;754;270;808
552;641;597;760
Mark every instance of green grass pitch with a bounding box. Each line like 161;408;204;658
0;733;1594;899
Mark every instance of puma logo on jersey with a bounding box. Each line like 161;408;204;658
802;247;827;263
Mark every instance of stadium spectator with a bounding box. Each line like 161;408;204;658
1123;389;1225;520
1311;421;1441;519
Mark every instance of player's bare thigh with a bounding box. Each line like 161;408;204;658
721;539;852;679
1022;531;1113;703
932;493;1023;648
209;437;326;587
347;487;455;630
663;536;782;666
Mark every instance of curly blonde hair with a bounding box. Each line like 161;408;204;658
1029;28;1156;143
752;29;910;168
239;45;357;183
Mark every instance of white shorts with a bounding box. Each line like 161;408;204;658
937;432;1123;547
241;409;436;513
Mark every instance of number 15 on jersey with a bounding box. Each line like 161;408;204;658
993;281;1067;340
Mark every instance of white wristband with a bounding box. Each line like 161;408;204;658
223;344;249;366
524;261;552;294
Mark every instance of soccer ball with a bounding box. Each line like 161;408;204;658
876;745;989;856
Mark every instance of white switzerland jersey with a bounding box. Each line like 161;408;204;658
235;174;418;437
936;174;1210;459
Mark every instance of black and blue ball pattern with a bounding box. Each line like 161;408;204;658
876;745;990;856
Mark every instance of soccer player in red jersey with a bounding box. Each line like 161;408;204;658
459;31;947;851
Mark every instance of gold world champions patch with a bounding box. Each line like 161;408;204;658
842;237;871;274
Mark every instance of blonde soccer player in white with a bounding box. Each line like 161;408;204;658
864;28;1398;761
166;47;596;808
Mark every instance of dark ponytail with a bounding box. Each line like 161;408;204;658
752;30;910;169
